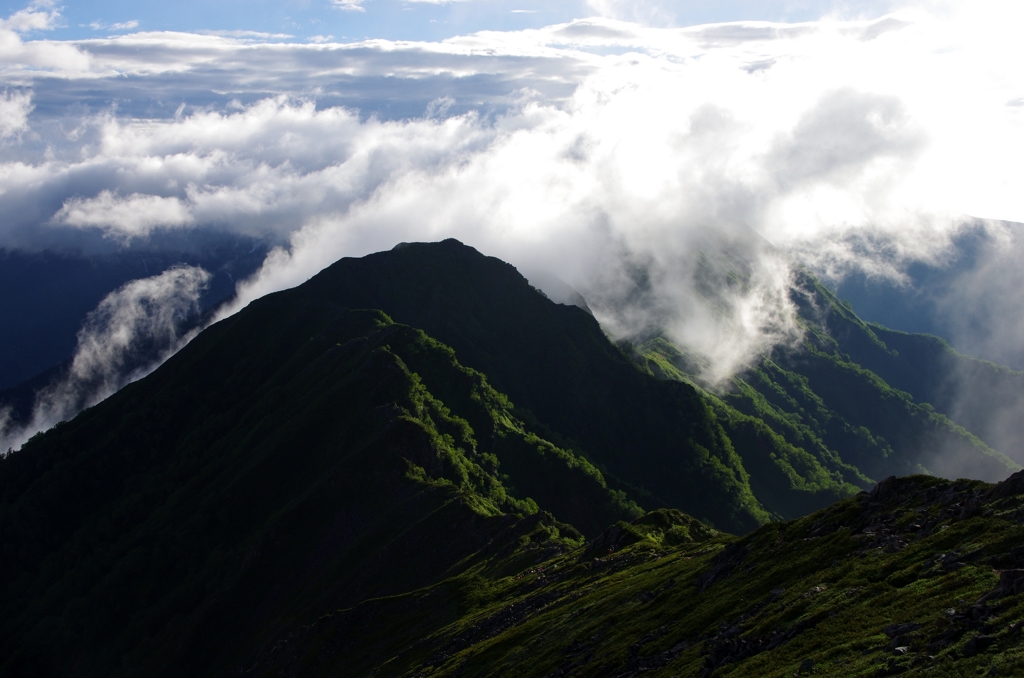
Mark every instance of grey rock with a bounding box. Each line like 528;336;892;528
884;622;921;638
962;635;995;657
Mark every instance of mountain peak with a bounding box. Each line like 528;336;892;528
392;237;468;251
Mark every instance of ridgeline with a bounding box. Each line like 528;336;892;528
0;240;1021;676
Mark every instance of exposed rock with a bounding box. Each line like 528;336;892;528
884;622;921;638
999;569;1024;595
697;542;748;592
961;634;995;658
985;469;1024;502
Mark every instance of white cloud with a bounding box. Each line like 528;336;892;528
199;29;294;39
0;89;32;140
0;5;90;75
54;191;195;238
331;0;366;12
0;7;57;33
88;20;140;32
0;1;1023;387
424;94;455;118
584;0;677;26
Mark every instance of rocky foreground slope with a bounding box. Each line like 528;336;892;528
247;473;1024;677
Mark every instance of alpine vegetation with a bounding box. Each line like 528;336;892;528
1;242;1021;676
2;1;1024;676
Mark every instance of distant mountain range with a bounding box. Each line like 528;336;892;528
1;240;1022;676
832;220;1024;371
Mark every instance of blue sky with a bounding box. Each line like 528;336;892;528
6;1;897;42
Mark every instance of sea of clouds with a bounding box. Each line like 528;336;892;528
2;0;1023;451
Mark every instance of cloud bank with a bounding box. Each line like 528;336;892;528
1;1;1024;446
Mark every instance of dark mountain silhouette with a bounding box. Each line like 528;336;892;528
1;240;1022;677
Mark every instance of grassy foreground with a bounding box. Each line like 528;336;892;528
246;473;1024;677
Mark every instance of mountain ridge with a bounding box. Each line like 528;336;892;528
0;239;1022;676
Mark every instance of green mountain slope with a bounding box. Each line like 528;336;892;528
638;271;1018;517
2;240;1023;677
299;239;770;532
802;275;1024;470
0;297;633;676
242;473;1024;677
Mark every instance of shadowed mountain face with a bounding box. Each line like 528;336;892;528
0;296;634;676
804;284;1024;473
1;240;1023;677
299;239;772;532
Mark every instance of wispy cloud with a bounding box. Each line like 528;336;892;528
199;29;294;39
0;266;210;453
87;19;140;31
330;0;366;12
